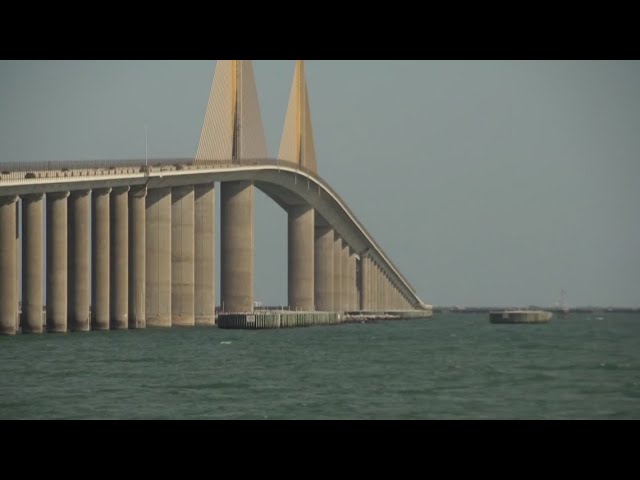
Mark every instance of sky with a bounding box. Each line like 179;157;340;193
1;60;639;307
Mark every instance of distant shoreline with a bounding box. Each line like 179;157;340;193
434;307;640;314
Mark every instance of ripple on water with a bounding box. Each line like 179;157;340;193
1;314;639;419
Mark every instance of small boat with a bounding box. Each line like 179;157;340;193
489;310;552;324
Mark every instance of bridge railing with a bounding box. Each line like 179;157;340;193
0;157;420;303
0;158;191;184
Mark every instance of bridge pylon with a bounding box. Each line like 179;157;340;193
195;60;268;164
278;60;317;173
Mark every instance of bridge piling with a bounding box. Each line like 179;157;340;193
22;193;44;334
46;191;69;333
313;225;334;311
333;232;342;312
194;183;215;326
110;186;129;329
91;188;111;330
129;186;147;328
341;240;349;311
145;187;172;327
360;255;369;311
288;205;314;311
221;181;254;313
349;249;357;311
69;190;90;331
171;186;195;326
0;195;18;335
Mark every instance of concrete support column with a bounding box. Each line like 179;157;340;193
172;186;195;326
146;187;172;327
91;188;111;330
379;269;384;310
380;269;385;310
370;262;376;310
110;186;129;329
194;183;215;326
341;240;349;311
220;181;254;313
333;233;342;311
15;200;19;331
348;250;357;311
22;194;44;334
314;225;334;312
129;186;146;329
360;256;369;311
374;264;382;310
68;190;90;331
390;281;394;310
0;196;18;335
288;205;314;311
362;256;373;310
384;275;390;310
46;191;69;333
367;260;373;310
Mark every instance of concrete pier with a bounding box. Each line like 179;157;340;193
348;250;357;311
0;196;18;335
360;256;370;311
218;309;430;330
368;261;374;310
21;194;44;334
46;191;69;333
128;186;146;328
288;205;314;311
145;187;172;327
171;186;195;326
15;200;19;331
383;274;389;310
194;184;215;326
110;186;129;329
369;259;374;310
341;240;349;312
221;181;254;313
314;225;334;311
68;190;90;331
91;188;111;330
333;233;342;311
373;262;382;310
378;266;383;310
218;311;341;329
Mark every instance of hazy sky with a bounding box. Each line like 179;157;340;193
1;60;639;307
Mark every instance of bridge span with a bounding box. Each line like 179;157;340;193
0;60;431;335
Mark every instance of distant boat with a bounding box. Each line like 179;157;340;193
490;310;552;324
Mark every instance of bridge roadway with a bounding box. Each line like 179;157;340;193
0;158;430;333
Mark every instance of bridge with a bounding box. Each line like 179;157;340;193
0;60;431;335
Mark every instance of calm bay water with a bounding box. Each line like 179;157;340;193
1;313;639;419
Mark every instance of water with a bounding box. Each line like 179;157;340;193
1;313;639;419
